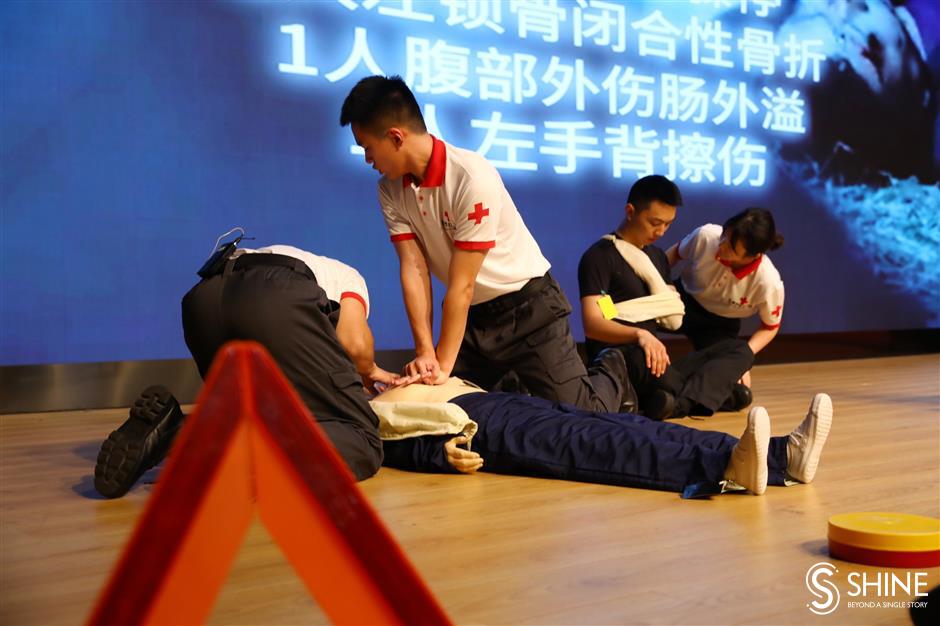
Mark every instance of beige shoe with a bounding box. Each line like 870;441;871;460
725;406;770;495
787;393;833;483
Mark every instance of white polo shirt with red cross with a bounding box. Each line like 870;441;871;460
377;136;550;305
235;245;371;317
676;224;784;329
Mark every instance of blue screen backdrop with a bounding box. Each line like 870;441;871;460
2;0;938;365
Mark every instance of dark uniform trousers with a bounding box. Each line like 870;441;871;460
181;254;383;481
383;392;790;493
676;280;744;351
622;338;754;415
451;274;625;413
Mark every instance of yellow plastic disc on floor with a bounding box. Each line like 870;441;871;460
828;512;940;552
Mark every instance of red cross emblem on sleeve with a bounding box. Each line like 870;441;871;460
739;296;748;305
468;202;490;225
771;305;782;317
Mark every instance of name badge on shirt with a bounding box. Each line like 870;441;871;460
597;294;618;320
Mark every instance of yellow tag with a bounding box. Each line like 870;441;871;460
597;294;618;320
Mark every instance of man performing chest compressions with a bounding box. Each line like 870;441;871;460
340;74;632;413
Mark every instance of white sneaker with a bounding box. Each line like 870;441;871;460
787;393;833;484
725;406;770;495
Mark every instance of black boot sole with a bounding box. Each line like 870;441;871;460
94;385;184;499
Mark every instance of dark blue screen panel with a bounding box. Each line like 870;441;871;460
2;0;938;365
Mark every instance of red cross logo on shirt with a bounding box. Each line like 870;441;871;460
739;296;748;305
468;202;490;225
771;305;782;317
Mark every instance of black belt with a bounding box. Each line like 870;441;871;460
230;253;314;280
469;272;553;319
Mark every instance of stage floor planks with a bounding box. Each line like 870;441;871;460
1;354;938;625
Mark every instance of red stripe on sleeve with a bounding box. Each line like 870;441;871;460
340;292;367;315
454;240;496;251
761;322;780;330
390;233;417;243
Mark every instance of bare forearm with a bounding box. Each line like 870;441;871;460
584;315;647;345
435;248;487;376
400;266;435;355
335;298;380;378
437;283;474;374
345;335;375;376
748;326;779;355
582;298;669;375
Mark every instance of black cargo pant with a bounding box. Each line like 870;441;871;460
452;273;625;413
181;253;383;481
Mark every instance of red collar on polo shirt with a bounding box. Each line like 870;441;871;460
402;135;447;189
716;252;762;279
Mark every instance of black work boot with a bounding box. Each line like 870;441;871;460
94;385;185;498
593;347;638;413
642;389;677;421
719;383;753;412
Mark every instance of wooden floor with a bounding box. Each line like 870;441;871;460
2;355;938;625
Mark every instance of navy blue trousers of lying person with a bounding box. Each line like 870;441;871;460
381;392;789;493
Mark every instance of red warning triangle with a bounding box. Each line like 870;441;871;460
88;341;451;626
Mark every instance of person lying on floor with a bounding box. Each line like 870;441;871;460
373;378;832;497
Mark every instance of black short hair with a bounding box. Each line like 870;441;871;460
627;175;683;212
723;208;784;256
339;75;427;135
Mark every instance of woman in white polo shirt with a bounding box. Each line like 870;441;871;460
666;208;785;389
